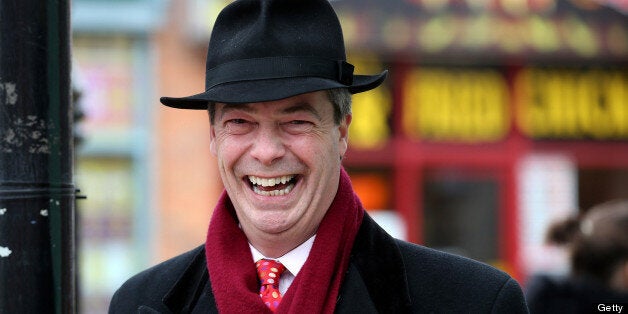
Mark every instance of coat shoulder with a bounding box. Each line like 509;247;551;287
108;245;206;313
396;240;528;313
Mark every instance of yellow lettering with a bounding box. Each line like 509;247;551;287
515;69;532;137
607;72;628;137
458;72;473;140
402;71;422;139
474;71;508;141
517;68;628;139
348;56;392;149
403;68;508;142
556;71;577;138
586;71;613;139
350;87;391;149
560;72;579;137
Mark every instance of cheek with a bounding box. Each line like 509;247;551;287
289;136;340;170
287;135;331;158
214;135;249;168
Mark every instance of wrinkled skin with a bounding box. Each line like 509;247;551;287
210;91;351;257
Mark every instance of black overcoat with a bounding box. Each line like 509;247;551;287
109;214;529;313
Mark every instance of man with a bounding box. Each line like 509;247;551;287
109;0;529;313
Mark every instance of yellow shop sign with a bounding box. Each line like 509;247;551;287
516;68;628;139
403;68;510;142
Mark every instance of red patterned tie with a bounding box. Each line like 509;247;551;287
256;259;286;312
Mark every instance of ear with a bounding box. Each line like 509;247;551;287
339;114;352;157
209;123;217;156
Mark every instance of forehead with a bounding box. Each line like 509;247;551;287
215;91;332;117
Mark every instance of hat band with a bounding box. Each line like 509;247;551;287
205;56;354;89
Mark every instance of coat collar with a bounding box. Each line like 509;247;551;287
338;213;413;313
159;213;412;313
162;246;216;313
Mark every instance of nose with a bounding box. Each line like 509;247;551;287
250;125;286;166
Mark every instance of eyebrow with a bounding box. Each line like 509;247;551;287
218;102;322;121
218;103;254;121
281;102;321;120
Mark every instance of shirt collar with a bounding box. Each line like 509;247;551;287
249;235;316;276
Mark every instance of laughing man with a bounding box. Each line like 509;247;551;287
109;0;529;313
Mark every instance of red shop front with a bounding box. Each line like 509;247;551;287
332;1;628;282
344;64;628;282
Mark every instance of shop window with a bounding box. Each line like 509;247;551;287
423;169;499;264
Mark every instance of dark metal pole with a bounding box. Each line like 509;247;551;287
0;0;75;313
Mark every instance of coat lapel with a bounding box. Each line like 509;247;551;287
335;263;379;313
162;246;218;313
340;213;413;313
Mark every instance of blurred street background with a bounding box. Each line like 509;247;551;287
70;0;628;312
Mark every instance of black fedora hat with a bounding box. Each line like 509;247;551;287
160;0;387;109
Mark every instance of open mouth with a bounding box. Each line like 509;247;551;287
247;175;298;196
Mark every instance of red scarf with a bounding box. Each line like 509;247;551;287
205;168;364;313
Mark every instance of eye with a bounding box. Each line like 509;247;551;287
289;120;309;125
282;120;314;134
224;118;255;134
228;119;247;124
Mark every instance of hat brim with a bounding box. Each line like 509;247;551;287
160;71;387;110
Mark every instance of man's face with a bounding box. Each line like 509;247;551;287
210;90;350;244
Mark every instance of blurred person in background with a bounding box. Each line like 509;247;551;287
526;199;628;313
108;0;528;313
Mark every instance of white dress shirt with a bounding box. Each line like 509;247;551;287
249;235;315;295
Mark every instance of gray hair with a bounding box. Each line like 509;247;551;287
327;88;352;124
207;88;352;125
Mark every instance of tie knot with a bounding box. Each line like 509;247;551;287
255;259;286;287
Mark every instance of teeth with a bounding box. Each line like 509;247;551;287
252;183;294;197
248;175;294;187
248;175;296;197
